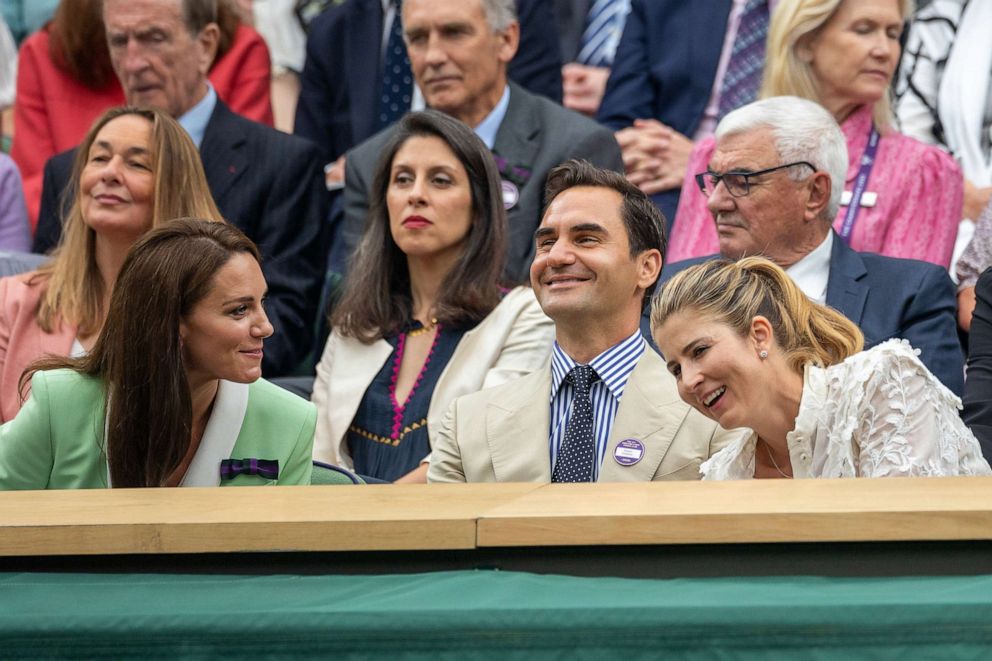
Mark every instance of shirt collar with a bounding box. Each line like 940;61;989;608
550;329;646;401
178;83;217;149
785;232;833;304
472;85;510;150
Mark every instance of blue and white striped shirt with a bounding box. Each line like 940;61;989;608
548;330;646;480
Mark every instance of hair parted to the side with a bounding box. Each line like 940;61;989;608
651;256;863;373
543;159;667;309
34;106;223;338
760;0;915;132
332;111;507;343
24;219;259;488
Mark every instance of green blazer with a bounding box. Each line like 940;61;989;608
0;369;315;490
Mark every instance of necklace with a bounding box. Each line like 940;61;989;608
407;317;438;338
763;440;793;479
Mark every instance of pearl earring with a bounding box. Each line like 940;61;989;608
759;350;768;359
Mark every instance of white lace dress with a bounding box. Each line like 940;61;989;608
700;340;991;479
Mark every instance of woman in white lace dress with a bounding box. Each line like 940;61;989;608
651;256;990;479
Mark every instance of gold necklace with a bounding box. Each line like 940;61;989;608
763;440;793;479
407;317;438;338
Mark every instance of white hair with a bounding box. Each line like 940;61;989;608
716;96;848;221
480;0;517;31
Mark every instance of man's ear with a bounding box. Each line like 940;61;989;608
803;171;832;223
197;22;221;75
496;21;520;64
636;248;663;292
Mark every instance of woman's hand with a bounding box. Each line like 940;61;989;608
393;462;429;484
964;179;992;221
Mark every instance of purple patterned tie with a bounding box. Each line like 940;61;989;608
717;0;770;120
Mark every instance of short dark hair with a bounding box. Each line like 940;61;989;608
543;159;667;307
332;111;507;342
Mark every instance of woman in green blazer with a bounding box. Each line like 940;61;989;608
0;219;315;489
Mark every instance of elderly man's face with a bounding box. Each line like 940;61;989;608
403;0;518;127
705;129;811;263
104;0;219;119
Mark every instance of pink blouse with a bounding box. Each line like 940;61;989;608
667;104;964;268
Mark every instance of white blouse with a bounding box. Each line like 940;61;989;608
701;340;991;480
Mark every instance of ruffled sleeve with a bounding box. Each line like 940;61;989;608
846;340;989;477
668;136;720;262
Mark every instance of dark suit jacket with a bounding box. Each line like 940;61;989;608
553;0;592;62
963;268;992;458
648;235;965;395
340;82;623;284
596;0;732;224
294;0;564;166
33;100;328;377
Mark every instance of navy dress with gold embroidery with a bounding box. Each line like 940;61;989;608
346;323;469;482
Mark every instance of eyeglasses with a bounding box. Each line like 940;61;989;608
695;161;817;197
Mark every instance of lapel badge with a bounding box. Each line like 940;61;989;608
501;180;519;210
614;438;645;466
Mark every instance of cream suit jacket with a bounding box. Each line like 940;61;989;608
311;286;555;469
428;348;731;482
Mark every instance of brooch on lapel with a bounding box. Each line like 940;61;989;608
220;458;279;481
491;153;532;211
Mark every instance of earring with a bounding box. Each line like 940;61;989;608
759;350;768;360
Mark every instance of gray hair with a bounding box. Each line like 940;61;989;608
716;96;848;221
480;0;517;32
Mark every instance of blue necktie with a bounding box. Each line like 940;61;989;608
718;0;770;119
378;0;413;130
576;0;631;68
552;365;600;483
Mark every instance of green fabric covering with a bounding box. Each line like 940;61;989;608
3;570;992;658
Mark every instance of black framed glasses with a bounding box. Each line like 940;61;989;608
695;161;817;197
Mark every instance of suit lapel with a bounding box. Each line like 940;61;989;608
347;0;382;145
825;232;868;326
199;101;249;205
494;83;543;268
598;350;689;482
327;336;393;448
486;369;553;482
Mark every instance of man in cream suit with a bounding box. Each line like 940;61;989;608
429;160;727;483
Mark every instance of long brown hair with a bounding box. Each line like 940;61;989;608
332;111;507;342
26;220;261;488
48;0;115;89
652;257;864;373
34;106;223;337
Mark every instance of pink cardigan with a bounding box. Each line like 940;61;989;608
668;104;964;268
0;272;75;422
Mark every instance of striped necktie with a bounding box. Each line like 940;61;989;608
717;0;770;120
576;0;631;68
378;0;413;130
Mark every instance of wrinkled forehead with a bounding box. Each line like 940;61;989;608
103;0;186;32
710;128;780;172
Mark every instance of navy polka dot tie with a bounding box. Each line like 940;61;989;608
378;0;413;130
552;365;600;483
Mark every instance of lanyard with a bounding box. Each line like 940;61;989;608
838;125;879;242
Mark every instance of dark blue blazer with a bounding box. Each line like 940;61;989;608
596;0;732;225
33;100;328;377
963;268;992;458
294;0;565;166
646;236;965;395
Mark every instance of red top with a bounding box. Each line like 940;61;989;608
11;23;274;228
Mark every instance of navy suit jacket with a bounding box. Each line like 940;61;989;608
33;100;328;377
553;0;592;62
648;236;965;395
294;0;564;166
596;0;731;225
963;268;992;458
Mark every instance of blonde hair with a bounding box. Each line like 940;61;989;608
760;0;915;131
651;257;864;374
34;107;224;336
